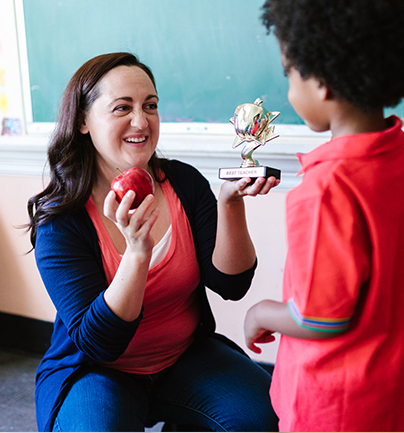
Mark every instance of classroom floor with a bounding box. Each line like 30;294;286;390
0;347;39;432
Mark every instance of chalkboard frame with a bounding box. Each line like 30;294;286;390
15;0;404;137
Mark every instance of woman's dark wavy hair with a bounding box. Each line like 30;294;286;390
27;52;168;248
261;0;404;112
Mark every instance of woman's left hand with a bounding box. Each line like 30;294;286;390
220;176;280;203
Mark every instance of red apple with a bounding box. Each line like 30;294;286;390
111;167;155;209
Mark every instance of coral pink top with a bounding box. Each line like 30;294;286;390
85;179;201;374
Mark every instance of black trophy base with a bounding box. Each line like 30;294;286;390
218;165;281;181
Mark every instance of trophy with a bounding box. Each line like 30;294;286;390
218;98;281;181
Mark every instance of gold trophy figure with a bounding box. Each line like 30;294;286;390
219;98;281;181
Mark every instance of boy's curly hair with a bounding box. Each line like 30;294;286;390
262;0;404;112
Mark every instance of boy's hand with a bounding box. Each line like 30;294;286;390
245;299;338;346
244;302;276;354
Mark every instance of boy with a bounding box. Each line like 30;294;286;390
244;0;404;431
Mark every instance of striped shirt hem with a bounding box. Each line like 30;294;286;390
288;299;350;333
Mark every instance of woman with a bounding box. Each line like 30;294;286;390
27;52;279;432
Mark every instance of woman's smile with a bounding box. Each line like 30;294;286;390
123;134;149;146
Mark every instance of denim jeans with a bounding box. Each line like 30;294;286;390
52;335;278;432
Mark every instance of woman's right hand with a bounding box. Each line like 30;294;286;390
103;189;160;256
102;189;160;322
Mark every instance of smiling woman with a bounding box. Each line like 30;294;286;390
25;52;280;432
80;66;161;178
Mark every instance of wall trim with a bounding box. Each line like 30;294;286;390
0;126;330;190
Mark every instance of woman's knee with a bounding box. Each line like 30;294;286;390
53;366;148;431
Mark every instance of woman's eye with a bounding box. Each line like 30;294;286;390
145;102;158;110
114;105;131;113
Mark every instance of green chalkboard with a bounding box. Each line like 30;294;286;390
22;0;404;125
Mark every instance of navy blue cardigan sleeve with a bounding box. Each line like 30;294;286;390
35;207;143;362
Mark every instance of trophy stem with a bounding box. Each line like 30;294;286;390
241;159;260;168
241;151;260;167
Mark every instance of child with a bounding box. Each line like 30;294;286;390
244;0;404;431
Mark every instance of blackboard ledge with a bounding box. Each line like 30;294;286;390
24;120;329;138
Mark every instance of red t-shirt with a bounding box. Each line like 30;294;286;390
86;179;200;374
272;116;404;431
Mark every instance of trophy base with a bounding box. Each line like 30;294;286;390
218;165;281;181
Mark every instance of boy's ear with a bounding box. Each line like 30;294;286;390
319;83;335;102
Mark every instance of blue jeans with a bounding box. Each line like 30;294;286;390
52;335;278;432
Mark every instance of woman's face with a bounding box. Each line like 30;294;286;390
80;65;160;181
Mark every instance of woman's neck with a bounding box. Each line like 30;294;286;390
91;174;112;208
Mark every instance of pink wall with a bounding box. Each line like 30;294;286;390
208;186;286;362
0;175;56;321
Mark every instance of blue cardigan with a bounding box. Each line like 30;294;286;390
34;160;257;431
